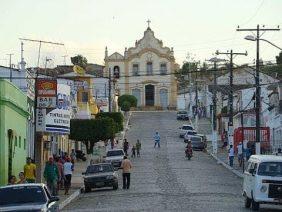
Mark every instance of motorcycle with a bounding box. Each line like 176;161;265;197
185;148;193;160
75;150;87;161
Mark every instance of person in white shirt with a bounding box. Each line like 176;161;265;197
237;142;243;167
228;145;235;167
63;158;74;195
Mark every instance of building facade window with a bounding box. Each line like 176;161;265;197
160;63;167;75
24;139;26;150
19;136;21;148
132;64;139;76
147;62;153;75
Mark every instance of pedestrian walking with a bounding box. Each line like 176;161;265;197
131;145;136;158
70;149;76;164
17;172;27;184
63;158;74;195
121;156;132;189
44;157;59;196
228;145;235;167
24;157;36;183
136;140;141;157
55;157;64;190
123;139;129;156
154;131;161;148
237;142;243;167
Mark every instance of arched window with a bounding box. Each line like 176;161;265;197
147;62;153;75
132;89;141;106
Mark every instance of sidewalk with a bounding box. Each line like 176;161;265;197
57;159;88;210
192;117;244;178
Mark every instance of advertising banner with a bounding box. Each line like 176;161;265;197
45;84;71;134
36;79;57;108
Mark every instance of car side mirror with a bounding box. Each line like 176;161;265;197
82;172;86;175
49;196;59;203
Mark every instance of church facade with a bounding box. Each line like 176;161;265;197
104;25;178;110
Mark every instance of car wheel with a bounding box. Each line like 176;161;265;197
113;183;118;190
244;196;251;208
85;186;91;193
251;199;260;211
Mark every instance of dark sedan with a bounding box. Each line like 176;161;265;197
83;163;119;192
177;111;189;120
190;136;205;151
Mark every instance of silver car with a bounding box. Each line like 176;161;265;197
0;184;59;211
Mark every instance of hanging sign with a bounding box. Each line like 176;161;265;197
36;79;57;108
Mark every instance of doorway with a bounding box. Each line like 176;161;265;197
145;84;154;106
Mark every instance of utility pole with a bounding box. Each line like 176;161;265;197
19;38;64;182
216;50;247;148
195;74;198;131
108;68;112;112
237;25;280;155
7;53;13;82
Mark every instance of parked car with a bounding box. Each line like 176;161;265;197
0;184;59;212
105;149;125;168
179;124;194;138
83;163;119;192
184;130;197;142
243;155;282;211
177;111;189;120
190;136;205;151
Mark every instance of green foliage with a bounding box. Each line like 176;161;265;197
261;64;282;78
121;101;131;112
276;52;282;65
70;55;88;69
70;117;116;153
221;106;228;114
118;94;137;111
96;112;124;132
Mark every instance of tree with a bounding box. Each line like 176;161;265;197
71;55;88;69
70;117;116;154
96;112;124;132
118;95;137;111
276;51;282;65
120;101;131;112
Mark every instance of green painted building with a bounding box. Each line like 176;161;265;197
0;79;29;185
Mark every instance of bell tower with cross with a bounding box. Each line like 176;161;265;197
147;19;151;29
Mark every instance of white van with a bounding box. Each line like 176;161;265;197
243;155;282;210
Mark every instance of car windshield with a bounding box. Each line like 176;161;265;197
178;111;187;114
107;150;124;157
191;137;202;142
0;186;46;206
87;164;113;174
187;131;196;135
257;162;282;177
182;126;193;130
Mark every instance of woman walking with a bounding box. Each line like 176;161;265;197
63;158;74;195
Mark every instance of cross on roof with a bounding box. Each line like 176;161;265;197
147;19;151;28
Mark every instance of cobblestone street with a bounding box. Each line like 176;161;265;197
63;112;280;211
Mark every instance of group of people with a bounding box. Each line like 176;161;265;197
44;154;74;196
8;157;37;185
123;139;142;158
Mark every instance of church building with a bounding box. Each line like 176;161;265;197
104;22;178;110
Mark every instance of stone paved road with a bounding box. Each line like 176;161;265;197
63;112;282;212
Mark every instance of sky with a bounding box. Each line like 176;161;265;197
0;0;282;68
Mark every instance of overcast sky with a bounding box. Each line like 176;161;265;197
0;0;281;68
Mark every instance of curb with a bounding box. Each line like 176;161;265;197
59;187;83;210
207;150;244;179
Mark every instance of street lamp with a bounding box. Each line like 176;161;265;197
245;35;282;50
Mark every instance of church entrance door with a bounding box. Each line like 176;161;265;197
145;84;154;106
